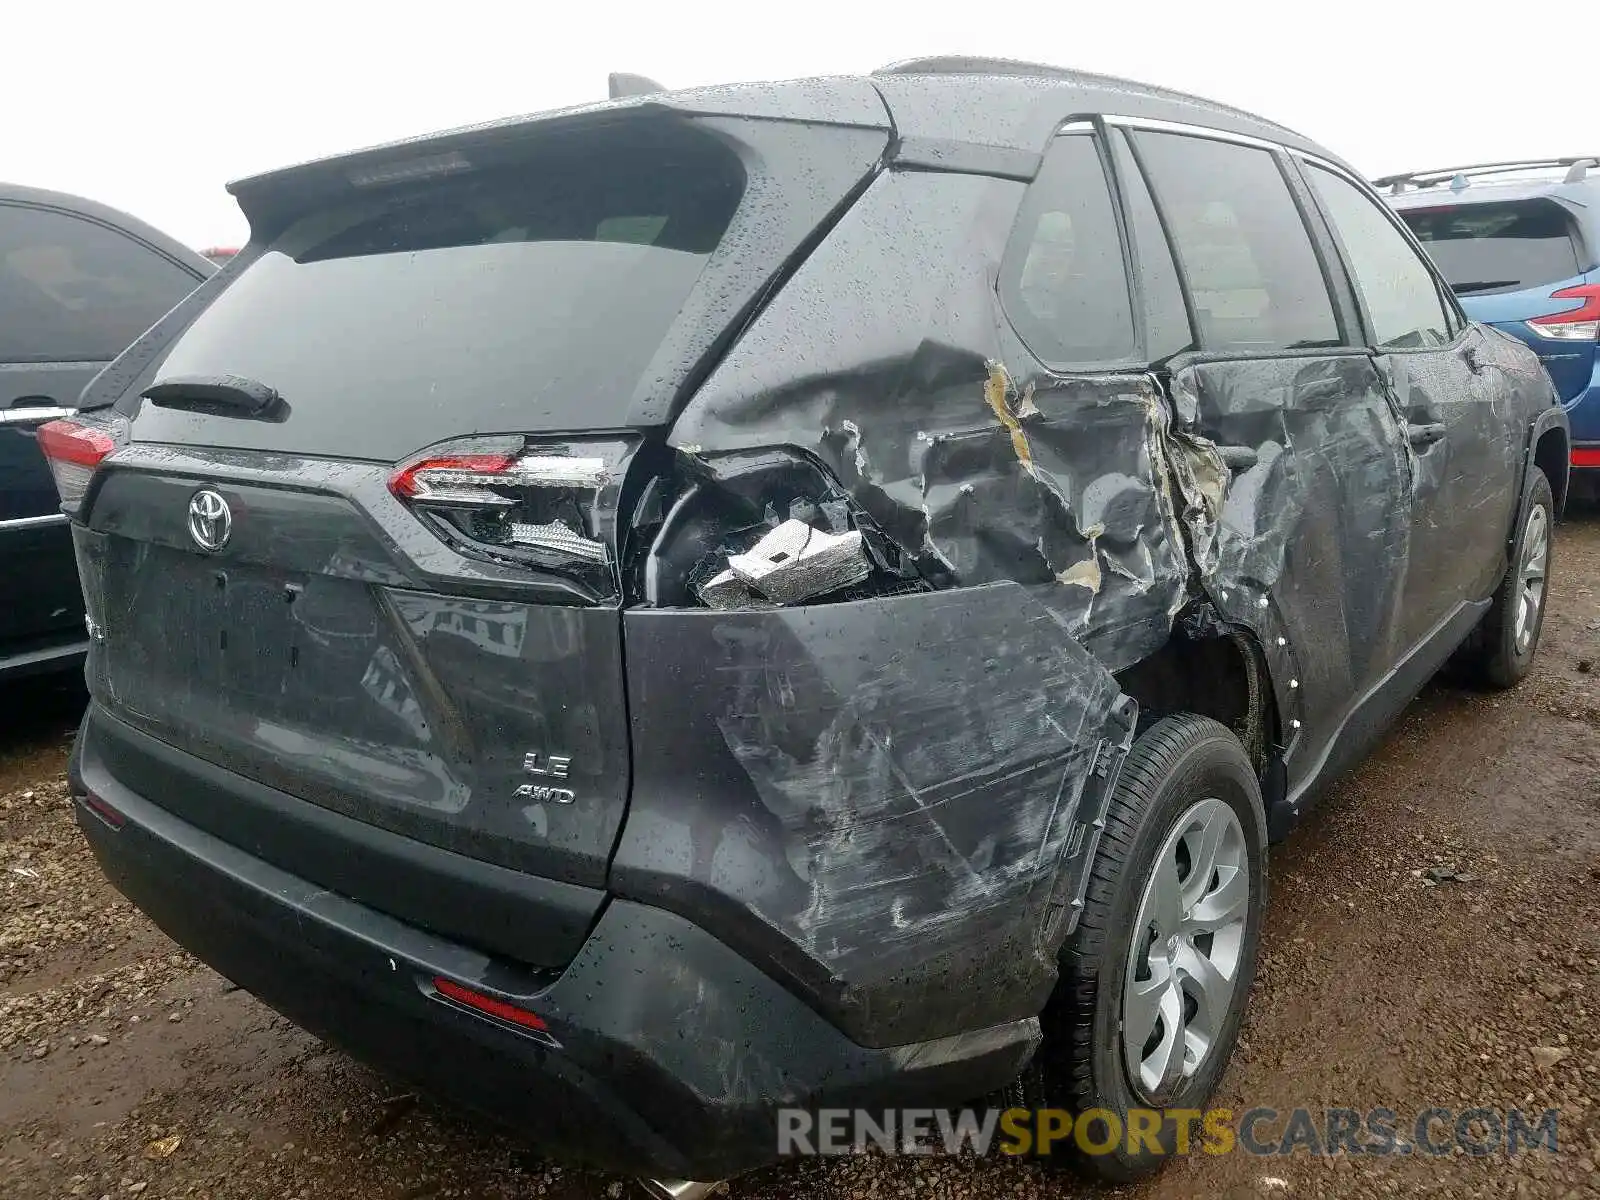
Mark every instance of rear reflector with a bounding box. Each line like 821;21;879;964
431;977;547;1031
80;793;126;829
37;417;126;510
1573;448;1600;468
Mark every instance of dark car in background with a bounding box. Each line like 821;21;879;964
43;59;1569;1190
1380;159;1599;483
1;184;212;678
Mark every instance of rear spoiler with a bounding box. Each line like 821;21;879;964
224;77;888;239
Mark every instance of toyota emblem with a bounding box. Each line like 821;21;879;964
187;489;232;552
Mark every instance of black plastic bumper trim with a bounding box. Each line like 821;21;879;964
69;742;1039;1178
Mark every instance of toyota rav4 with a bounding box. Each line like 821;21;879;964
45;58;1570;1190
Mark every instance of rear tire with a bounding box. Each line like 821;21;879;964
1471;468;1554;690
1020;714;1266;1182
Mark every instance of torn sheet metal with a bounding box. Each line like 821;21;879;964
701;519;872;608
612;582;1135;1047
668;169;1191;672
1166;354;1412;792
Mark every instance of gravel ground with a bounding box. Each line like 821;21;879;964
2;509;1597;1200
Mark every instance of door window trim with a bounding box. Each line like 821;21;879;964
997;120;1148;374
1106;126;1202;360
1286;151;1471;351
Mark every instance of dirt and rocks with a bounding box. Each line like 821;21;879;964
2;511;1598;1200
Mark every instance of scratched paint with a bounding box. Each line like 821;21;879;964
613;583;1134;1046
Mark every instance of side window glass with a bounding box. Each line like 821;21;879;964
1000;132;1137;366
1133;132;1340;351
0;204;200;364
1111;129;1192;360
1304;164;1453;349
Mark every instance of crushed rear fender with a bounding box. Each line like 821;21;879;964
611;582;1136;1048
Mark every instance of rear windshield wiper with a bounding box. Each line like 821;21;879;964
1450;280;1520;295
142;374;285;420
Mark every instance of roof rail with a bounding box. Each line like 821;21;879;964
872;56;1303;140
1373;157;1599;194
876;55;1110;82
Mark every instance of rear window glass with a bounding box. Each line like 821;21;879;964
143;126;745;453
1398;200;1582;294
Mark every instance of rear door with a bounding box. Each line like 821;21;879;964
1126;126;1413;797
1302;161;1522;642
0;200;203;661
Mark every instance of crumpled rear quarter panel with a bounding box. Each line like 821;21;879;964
636;168;1235;1045
612;583;1133;1047
668;169;1192;673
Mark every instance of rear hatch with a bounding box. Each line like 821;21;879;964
1397;196;1598;406
69;101;889;966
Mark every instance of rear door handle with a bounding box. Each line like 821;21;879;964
1407;422;1447;448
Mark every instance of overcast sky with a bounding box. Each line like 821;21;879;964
11;1;1588;248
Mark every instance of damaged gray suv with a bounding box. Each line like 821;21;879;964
48;58;1570;1187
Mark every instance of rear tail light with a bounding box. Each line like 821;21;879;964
1527;284;1600;342
1573;448;1600;468
37;415;129;512
388;437;627;602
634;447;932;610
392;437;928;610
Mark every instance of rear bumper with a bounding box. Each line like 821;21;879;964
70;716;1038;1180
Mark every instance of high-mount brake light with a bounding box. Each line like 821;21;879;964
1527;283;1600;342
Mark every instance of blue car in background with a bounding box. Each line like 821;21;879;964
1380;158;1599;482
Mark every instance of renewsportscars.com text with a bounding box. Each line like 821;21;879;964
777;1106;1561;1159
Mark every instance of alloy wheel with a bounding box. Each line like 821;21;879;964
1514;503;1549;656
1121;797;1250;1102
